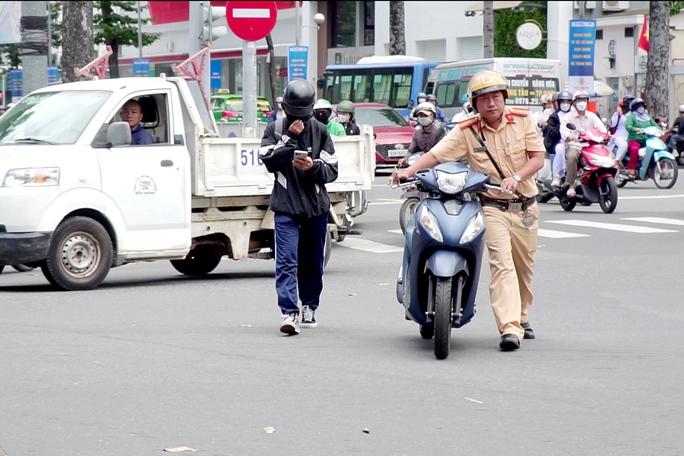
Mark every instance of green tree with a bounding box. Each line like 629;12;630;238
94;1;161;78
493;2;547;58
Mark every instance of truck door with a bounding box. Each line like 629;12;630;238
96;92;191;254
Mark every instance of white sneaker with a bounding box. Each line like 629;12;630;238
301;305;318;328
280;312;300;335
551;176;562;187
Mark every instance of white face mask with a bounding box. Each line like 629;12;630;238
417;116;434;127
560;103;571;112
575;101;588;112
417;98;426;104
636;107;646;115
337;114;349;123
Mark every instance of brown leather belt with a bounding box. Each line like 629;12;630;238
480;196;536;213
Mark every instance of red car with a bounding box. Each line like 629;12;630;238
343;103;416;170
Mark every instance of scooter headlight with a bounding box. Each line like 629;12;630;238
436;170;467;194
588;154;615;167
419;204;443;242
459;210;485;244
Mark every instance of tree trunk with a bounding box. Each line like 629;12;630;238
483;1;494;58
266;33;277;102
389;1;405;56
100;2;119;79
645;1;670;119
62;1;94;82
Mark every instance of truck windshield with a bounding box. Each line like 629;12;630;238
0;90;111;145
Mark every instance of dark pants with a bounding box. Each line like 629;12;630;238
274;213;328;315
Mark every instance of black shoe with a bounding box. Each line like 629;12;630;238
499;334;520;351
521;322;535;340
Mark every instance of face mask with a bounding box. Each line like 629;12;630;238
560;103;571;112
337;114;349;123
314;110;330;124
277;104;282;110
636;107;645;115
417;98;426;104
575;101;587;111
417;116;434;127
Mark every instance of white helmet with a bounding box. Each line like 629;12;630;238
414;102;436;116
678;104;684;113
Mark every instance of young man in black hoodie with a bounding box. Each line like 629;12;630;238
259;79;339;335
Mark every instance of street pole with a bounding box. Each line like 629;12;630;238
137;1;143;58
295;0;301;46
579;0;585;19
21;1;48;95
46;1;51;66
243;40;258;137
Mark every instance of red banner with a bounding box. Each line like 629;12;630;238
147;1;300;25
638;16;649;52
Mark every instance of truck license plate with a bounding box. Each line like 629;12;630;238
387;149;406;158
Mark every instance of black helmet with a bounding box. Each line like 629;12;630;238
426;94;437;102
630;97;645;111
282;79;315;118
623;96;635;110
556;91;573;102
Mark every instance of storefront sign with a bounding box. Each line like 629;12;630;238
288;46;308;81
568;19;596;94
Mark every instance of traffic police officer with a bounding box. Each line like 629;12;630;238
389;70;545;351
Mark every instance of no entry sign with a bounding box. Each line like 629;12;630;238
226;1;278;41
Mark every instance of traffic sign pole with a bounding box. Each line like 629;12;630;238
226;1;278;138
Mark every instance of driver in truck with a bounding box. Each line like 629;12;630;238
120;99;154;145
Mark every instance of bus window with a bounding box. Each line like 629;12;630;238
435;82;456;107
353;73;369;102
339;74;353;101
372;73;392;105
393;72;412;107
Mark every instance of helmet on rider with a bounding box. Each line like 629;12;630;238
414;102;436;127
460;94;469;105
426;94;437;102
573;90;590;101
540;93;553;105
630;98;646;111
551;92;560;102
467;70;509;111
678;104;684;114
282;79;316;121
416;92;427;104
622;96;635;111
556;91;573;113
557;91;573;102
337;99;355;114
463;101;473;113
313;98;333;124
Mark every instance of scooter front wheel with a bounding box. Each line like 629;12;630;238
433;275;462;360
652;158;678;189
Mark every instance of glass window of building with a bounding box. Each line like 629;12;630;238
364;1;375;46
332;1;357;47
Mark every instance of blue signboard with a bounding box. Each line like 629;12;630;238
133;59;150;77
47;66;60;83
9;69;22;98
211;60;222;90
288;46;309;81
568;20;596;94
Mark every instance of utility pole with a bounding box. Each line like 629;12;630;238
21;1;48;95
579;0;585;19
137;1;143;58
295;1;301;46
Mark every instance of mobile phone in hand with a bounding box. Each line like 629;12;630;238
294;150;308;160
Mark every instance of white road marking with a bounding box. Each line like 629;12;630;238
388;229;403;235
369;199;403;205
336;237;403;253
537;229;590;239
621;217;684;226
232;8;271;18
546;220;677;233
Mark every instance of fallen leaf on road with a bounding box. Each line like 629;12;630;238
362;428;370;434
264;426;275;434
163;446;197;452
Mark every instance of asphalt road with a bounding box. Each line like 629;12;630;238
1;174;684;456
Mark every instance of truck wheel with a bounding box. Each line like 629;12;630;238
41;217;113;291
170;247;222;275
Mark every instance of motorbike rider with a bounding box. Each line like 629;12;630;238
398;102;446;167
535;93;555;129
258;79;339;335
560;90;607;197
426;94;448;124
609;99;630;166
336;99;360;135
547;91;574;187
625;97;659;180
313;98;347;136
267;96;286;123
389;69;545;351
409;92;428;121
452;94;475;123
665;105;684;155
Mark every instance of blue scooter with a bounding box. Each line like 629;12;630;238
615;126;679;189
394;161;498;360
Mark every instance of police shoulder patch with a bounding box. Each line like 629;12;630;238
459;117;479;130
509;108;530;117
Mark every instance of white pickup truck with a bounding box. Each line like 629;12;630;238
0;76;374;290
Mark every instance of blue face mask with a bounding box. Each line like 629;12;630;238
636;107;645;115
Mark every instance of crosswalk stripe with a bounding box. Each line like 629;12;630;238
388;229;403;235
621;217;684;226
546;220;678;233
538;228;590;238
337;237;403;253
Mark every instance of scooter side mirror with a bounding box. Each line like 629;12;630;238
566;123;577;130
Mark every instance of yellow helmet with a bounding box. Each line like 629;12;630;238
467;70;509;109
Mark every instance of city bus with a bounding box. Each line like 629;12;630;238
426;58;562;120
322;56;441;118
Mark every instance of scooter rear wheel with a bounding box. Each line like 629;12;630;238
399;198;420;234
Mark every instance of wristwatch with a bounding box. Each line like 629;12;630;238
512;174;522;183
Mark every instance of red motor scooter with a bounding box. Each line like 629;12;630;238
543;124;619;213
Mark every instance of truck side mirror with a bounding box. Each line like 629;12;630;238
107;122;132;146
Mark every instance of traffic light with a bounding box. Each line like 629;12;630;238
203;3;228;42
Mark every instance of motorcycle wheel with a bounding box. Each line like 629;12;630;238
598;176;618;214
652;158;678;189
560;197;576;212
615;171;628;188
419;324;434;340
434;275;461;360
399;198;420;234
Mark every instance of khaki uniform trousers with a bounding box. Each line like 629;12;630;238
482;202;540;341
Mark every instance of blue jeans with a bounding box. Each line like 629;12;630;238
274;213;328;314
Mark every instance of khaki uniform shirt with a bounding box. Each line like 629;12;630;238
430;107;545;200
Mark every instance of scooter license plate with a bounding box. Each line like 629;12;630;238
508;202;522;212
387;149;406;157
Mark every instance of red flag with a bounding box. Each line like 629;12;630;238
638;16;649;52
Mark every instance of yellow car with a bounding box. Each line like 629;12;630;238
211;94;271;123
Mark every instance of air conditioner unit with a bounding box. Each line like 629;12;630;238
603;1;629;11
573;1;597;9
622;75;634;88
